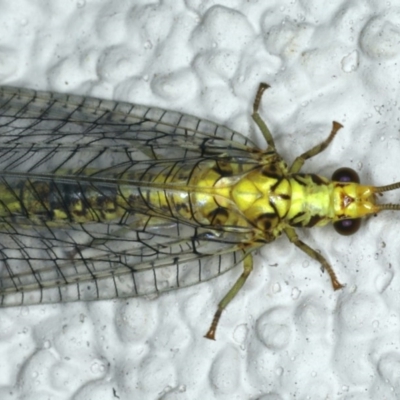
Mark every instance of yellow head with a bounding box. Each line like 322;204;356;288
331;167;400;235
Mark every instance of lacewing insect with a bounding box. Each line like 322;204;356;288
0;83;399;340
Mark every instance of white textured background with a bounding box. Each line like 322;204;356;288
1;1;400;399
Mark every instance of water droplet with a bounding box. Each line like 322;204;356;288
144;40;153;50
272;282;281;293
291;287;301;300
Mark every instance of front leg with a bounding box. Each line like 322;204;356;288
284;226;344;290
289;121;343;173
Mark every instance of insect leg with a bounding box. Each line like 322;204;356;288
204;252;253;340
284;226;344;290
252;83;276;150
289;121;343;173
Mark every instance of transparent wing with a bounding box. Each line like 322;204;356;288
0;85;261;160
0;219;249;307
0;86;260;307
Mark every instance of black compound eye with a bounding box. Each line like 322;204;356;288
331;167;360;183
333;218;361;235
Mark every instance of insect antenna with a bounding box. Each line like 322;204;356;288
374;181;400;211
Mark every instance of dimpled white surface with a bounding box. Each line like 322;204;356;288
1;1;400;399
